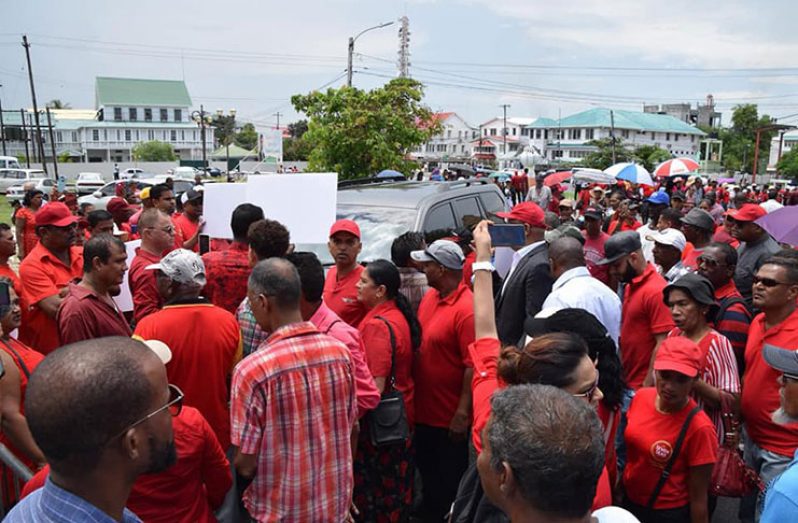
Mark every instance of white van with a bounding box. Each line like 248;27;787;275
0;156;21;169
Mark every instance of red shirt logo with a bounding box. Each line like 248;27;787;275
650;440;673;464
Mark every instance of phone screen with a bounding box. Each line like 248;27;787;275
488;224;526;246
199;235;210;255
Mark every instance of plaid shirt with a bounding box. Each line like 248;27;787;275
201;242;251;314
231;321;357;522
399;267;429;314
236;298;269;357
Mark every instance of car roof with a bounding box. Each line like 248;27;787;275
337;179;499;209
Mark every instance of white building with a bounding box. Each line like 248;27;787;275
479;116;537;145
526;108;706;164
768;130;798;170
411;112;478;164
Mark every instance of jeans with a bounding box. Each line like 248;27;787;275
615;388;636;477
739;433;793;523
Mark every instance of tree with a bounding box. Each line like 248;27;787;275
212;114;237;148
777;147;798;178
283;136;312;161
291;78;441;179
719;104;776;173
235;123;258;151
57;151;73;163
582;138;633;170
46;99;70;109
287;120;308;139
633;145;672;172
131;140;177;161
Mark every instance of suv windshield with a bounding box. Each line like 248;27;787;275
296;205;416;265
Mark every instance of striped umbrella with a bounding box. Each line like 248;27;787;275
604;162;655;186
654;157;700;177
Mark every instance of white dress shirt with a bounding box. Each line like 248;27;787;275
541;266;622;345
501;240;546;295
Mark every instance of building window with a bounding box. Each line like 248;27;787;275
129;108;137;121
71;131;77;142
666;133;671;141
103;130;108;140
125;130;131;141
116;130;121;141
585;129;595;140
56;131;62;142
691;135;695;143
171;130;177;142
136;130;140;141
490;128;497;136
181;130;185;141
144;108;152;121
673;133;679;141
174;109;182;122
651;132;656;140
461;145;465;153
92;129;99;141
447;130;452;139
512;128;516;136
112;108;122;121
622;130;629;138
193;130;197;141
160;108;168;122
552;150;563;158
148;130;155;140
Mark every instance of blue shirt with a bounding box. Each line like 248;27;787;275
5;478;141;523
761;450;798;522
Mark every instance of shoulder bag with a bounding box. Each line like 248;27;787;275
366;316;410;447
710;392;764;497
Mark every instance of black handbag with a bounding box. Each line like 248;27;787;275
366;316;410;447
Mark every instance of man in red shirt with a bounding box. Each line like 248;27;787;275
202;204;264;313
18;202;83;354
323;219;368;327
740;254;798;519
0;224;21;295
134;248;241;450
173;188;203;253
106;197;137;241
129;209;175;324
410;239;475;521
86;210;115;238
150;184;184;251
582;205;611;286
57;234;131;344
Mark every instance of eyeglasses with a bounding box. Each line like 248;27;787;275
145;225;175;234
107;384;183;444
572;370;600;402
753;276;792;288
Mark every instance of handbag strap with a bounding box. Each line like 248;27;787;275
646;405;702;510
375;316;397;389
0;338;31;379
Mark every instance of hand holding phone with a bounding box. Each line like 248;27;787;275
488;223;526;247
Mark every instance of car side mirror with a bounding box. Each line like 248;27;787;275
93;190;102;198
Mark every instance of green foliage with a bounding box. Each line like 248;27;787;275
235;123;258;151
15;154;26;164
131;141;177;162
633;145;672;172
582;138;633;170
287;120;308;139
777;148;798;178
291;78;441;179
57;151;73;163
212;114;237;147
719;104;775;173
283;136;312;161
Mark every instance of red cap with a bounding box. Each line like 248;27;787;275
107;197;133;215
495;202;546;228
725;203;767;222
35;202;78;227
329;219;360;239
653;337;706;378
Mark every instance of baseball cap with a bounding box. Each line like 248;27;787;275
139;339;173;364
596;231;642;265
646;228;687;252
653;337;705;378
671;191;686;202
647;191;670;206
139;187;151;200
329;219;360;239
681;208;715;232
35;202;78;227
726;203;767;222
107;197;133;216
410;239;465;270
559;198;575;209
180;187;203;205
583;205;604;220
663;273;719;318
495;202;546;228
763;344;798;377
145;248;207;287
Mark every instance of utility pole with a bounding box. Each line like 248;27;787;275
609;109;617;164
273;112;282;130
397;16;410;78
20;110;30;167
46;107;58;178
500;104;510;169
0;84;5;156
27;112;37;163
22;35;48;176
347;21;396;88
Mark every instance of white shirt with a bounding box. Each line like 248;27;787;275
592;506;641;522
637;222;656;263
501;240;545;295
541;266;622;345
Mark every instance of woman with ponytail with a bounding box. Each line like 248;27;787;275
353;258;421;522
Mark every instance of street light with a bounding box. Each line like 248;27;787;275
216;108;236;173
347;21;395;87
191;105;212;173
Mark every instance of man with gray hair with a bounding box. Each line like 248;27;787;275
133;248;241;451
231;258;357;521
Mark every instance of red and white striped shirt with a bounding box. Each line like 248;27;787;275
230;321;357;522
668;328;740;442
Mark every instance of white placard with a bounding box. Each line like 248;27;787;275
202;182;249;240
246;173;338;244
115;239;141;313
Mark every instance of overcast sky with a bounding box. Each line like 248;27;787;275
2;0;798;130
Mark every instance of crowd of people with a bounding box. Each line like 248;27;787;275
0;171;797;523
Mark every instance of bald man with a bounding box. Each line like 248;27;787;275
542;237;622;344
6;337;178;522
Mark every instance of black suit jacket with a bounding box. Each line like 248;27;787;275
495;243;554;346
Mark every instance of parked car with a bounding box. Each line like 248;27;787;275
75;172;106;195
0;169;48;194
296;177;507;264
7;178;56;203
0;156;21;169
205;167;222;177
77;178;195;210
121;168;146;180
172;166;199;178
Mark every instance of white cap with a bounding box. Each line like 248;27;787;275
646;228;687;253
146;248;206;287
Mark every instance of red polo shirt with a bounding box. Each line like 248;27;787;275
202;242;250;314
57;283;132;344
171;214;186;252
741;308;798;456
323;264;368;327
129;247;163;324
620;263;675;389
414;283;475;428
18;243;83;354
173;213;199;253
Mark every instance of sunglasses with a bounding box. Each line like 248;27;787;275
572;370;600;402
753;276;793;288
107;384;183;444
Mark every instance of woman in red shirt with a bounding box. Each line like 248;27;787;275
15;190;44;260
354;259;421;522
622;337;717;523
0;282;46;505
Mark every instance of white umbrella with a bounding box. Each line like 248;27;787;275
604;162;655;186
571;168;617;184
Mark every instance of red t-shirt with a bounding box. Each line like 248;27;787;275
134;300;242;449
18;243;83;354
323;265;368;327
741;309;798;456
582;231;611;285
0;264;22;296
414;283;475;428
461;250;476;288
173;213;199;252
358;301;415;426
620;264;675;389
128;247;163;324
623;388;717;509
170;214;186;252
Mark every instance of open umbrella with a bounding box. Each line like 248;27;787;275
604;162;655;186
755;206;798;245
488;171;510;182
572;168;617;184
543;170;573;187
377;169;404;178
654;158;700;177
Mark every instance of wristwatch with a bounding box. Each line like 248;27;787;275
471;261;495;273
